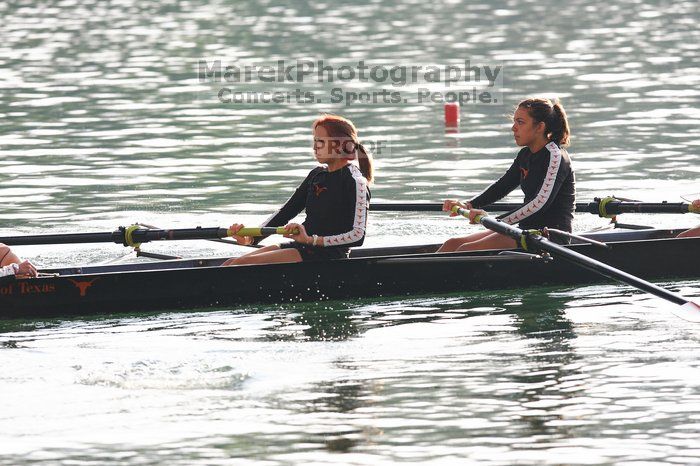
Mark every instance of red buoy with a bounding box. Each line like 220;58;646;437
444;102;460;127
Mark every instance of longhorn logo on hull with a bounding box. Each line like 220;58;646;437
68;278;98;297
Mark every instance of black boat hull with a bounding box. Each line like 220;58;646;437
1;233;698;318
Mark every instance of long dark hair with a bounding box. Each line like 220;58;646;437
517;98;570;147
312;114;374;183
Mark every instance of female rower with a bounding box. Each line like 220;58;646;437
439;97;575;252
0;243;38;278
677;199;700;238
223;114;373;266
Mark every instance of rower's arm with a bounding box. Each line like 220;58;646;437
254;168;321;244
0;263;18;278
468;157;521;208
260;189;307;228
261;169;320;227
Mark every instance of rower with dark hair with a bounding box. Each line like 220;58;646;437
439;97;575;252
678;200;700;238
223;114;373;265
0;243;38;278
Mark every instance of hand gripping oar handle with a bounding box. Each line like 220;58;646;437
451;205;700;322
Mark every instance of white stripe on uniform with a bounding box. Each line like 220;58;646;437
501;141;562;225
323;164;369;247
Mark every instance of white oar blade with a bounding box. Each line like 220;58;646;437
672;301;700;323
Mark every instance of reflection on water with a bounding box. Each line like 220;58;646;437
1;283;699;464
510;292;582;441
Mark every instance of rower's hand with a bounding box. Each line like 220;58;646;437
228;223;253;246
283;223;310;244
16;260;38;278
692;199;700;213
468;208;487;224
443;199;472;217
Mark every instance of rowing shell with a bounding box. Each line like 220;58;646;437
0;228;698;318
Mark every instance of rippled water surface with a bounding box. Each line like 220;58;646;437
0;0;699;464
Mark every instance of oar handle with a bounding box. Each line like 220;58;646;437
230;227;300;237
451;205;484;223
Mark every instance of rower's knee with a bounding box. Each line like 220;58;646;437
0;243;13;265
223;255;256;266
438;237;463;253
455;242;478;252
223;257;241;266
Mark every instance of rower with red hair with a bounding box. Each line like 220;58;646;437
224;114;373;265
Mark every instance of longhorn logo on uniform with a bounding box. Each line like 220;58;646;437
313;184;328;197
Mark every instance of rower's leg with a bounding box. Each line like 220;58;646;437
0;243;21;267
437;230;493;252
224;248;302;266
221;245;280;266
455;232;517;252
677;226;700;238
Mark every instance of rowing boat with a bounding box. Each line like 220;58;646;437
1;226;697;318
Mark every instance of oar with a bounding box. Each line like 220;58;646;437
135;222;263;249
374;197;699;216
451;206;700;322
0;225;296;247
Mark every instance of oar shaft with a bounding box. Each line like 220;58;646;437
0;231;121;246
586;199;693;217
133;227;231;242
0;226;297;246
453;206;690;307
371;200;693;215
0;227;233;246
550;245;687;305
480;216;688;306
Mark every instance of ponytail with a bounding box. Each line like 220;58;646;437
356;143;374;183
517;98;571;147
549;102;570;147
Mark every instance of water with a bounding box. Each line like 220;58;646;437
2;286;700;464
1;0;699;463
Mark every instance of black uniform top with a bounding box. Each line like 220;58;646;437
261;164;370;248
469;141;576;232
